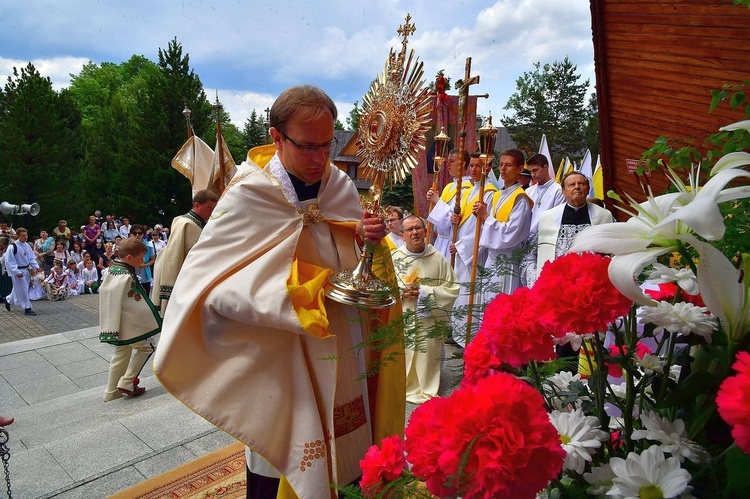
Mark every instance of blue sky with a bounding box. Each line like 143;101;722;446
0;0;595;127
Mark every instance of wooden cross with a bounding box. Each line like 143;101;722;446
450;57;480;267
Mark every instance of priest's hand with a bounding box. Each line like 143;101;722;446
450;212;461;225
426;188;439;204
358;213;386;245
449;243;457;255
473;201;489;222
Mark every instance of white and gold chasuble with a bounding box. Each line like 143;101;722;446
153;154;404;499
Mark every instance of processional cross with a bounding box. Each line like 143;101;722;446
450;58;480;267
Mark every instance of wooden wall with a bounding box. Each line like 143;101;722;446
591;0;750;207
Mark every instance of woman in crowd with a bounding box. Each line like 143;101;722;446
82;215;101;253
102;220;119;242
44;259;69;301
34;229;56;273
52;240;72;266
98;242;116;277
148;230;166;255
89;239;105;274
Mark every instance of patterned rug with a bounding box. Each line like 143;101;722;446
109;442;246;498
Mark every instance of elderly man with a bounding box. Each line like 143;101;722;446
151;189;218;317
536;171;614;278
2;228;40;316
153;85;404;499
392;215;459;404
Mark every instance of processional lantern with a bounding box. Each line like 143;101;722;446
478;114;498;161
324;14;432;308
425;127;450;244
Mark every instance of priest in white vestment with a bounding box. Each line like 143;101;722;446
392;215;459;403
474;149;532;326
153;86;405;499
425;148;473;260
536;171;614;278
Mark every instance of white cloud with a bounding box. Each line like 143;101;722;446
1;0;595;126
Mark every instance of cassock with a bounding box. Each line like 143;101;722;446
4;240;39;310
153;154;405;499
536;201;614;278
392;244;459;403
478;183;532;310
150;210;205;317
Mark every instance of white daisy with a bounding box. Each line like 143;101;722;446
607;446;691;499
631;411;710;464
638;301;718;343
549;409;610;474
647;263;700;296
584;463;616;495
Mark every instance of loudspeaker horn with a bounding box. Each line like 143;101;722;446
20;203;40;216
0;202;17;215
0;202;40;216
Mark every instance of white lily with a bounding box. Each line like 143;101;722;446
693;239;750;344
569;127;750;305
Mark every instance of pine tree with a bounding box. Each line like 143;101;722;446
501;57;589;162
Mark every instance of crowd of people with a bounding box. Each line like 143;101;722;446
0;212;171;311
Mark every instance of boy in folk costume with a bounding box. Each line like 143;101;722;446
100;238;162;402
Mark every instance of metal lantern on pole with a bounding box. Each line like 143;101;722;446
465;113;497;345
425;127;450;243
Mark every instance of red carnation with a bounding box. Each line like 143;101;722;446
464;288;555;382
405;373;565;499
359;435;407;497
462;330;503;387
534;253;632;335
717;351;750;454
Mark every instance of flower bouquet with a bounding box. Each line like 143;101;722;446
352;120;750;498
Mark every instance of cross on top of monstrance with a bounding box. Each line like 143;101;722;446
324;14;432;308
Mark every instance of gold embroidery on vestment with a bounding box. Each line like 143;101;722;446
302;204;325;225
299;438;327;472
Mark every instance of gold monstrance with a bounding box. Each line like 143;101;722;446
325;14;432;308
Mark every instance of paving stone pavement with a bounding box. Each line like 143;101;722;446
0;292;464;498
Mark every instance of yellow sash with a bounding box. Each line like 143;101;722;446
460;182;498;226
491;186;532;223
439;179;473;203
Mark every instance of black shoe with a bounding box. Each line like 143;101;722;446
24;309;37;316
2;296;9;312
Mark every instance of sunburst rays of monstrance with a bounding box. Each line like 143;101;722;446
324;14;432;308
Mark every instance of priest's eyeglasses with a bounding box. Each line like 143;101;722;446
402;226;425;234
279;130;338;154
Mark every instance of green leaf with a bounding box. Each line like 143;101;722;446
730;91;746;110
